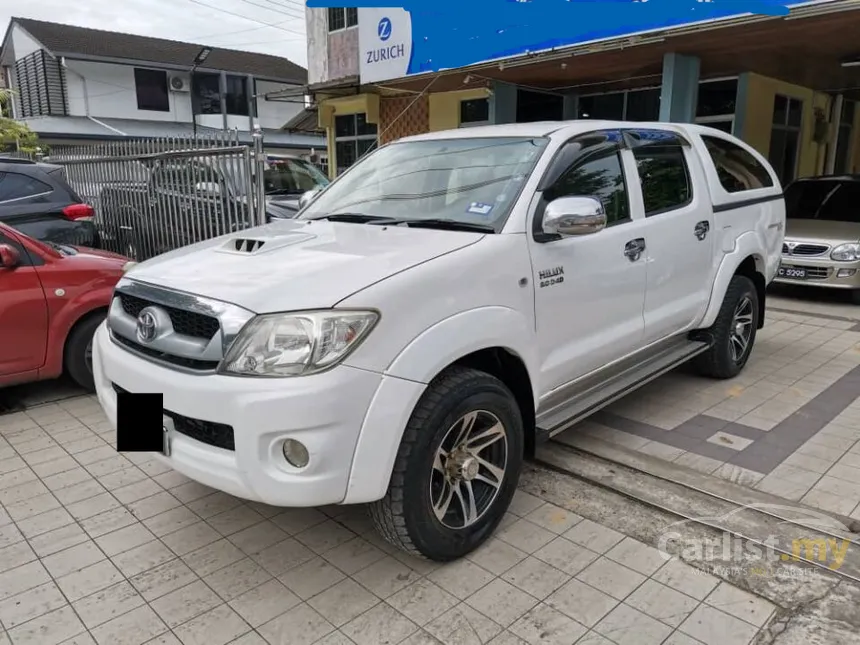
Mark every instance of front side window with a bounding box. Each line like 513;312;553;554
545;139;630;226
300;136;549;232
631;143;692;216
134;68;169;112
0;172;53;203
702;135;774;193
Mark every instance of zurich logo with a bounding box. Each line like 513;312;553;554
136;307;159;344
377;17;392;41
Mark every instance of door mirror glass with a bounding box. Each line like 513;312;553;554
298;187;322;210
0;244;21;268
542;196;607;237
194;181;222;197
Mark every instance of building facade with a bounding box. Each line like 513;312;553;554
305;1;860;184
1;18;326;155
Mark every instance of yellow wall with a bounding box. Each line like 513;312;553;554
740;73;831;179
428;88;492;132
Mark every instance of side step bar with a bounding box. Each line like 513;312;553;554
536;338;710;440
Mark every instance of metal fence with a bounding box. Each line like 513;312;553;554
45;130;267;261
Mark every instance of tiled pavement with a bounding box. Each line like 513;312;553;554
556;292;860;519
0;396;778;645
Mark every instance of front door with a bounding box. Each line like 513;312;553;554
0;229;48;378
529;130;649;394
622;129;716;345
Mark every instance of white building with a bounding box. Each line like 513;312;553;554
0;17;326;155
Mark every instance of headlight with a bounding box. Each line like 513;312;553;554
830;243;860;262
220;310;379;377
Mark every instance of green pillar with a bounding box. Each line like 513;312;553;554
659;53;700;122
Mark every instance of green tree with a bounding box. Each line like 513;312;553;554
0;89;39;154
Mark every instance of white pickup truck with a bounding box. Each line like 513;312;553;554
93;121;785;561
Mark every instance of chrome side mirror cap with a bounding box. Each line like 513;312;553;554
542;196;607;237
298;187;322;210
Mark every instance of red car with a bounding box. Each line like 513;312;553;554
0;221;132;391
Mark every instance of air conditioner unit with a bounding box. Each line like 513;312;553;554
169;75;190;92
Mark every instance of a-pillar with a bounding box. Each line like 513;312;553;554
659;53;700;123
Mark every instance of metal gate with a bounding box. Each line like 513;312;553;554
46;129;267;261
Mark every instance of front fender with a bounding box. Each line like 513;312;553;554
43;288;112;378
700;231;766;330
343;306;540;504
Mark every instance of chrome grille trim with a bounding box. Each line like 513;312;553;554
782;240;831;257
108;277;256;372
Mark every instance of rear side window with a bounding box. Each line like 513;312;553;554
632;144;691;216
785;180;860;222
0;172;53;203
701;135;774;193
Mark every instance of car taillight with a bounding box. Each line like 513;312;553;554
62;203;95;221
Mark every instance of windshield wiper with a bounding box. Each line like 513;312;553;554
314;213;395;224
378;218;495;233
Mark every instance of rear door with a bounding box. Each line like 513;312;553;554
621;128;715;344
0;228;48;378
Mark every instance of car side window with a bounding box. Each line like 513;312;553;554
0;172;53;204
631;143;692;217
701;135;774;193
546;143;630;226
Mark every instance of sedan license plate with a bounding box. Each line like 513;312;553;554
778;266;807;280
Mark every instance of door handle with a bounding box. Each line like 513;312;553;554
624;238;646;262
694;221;710;241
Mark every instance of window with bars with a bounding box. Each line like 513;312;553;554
14;50;67;118
768;94;803;185
334;113;378;175
328;7;358;32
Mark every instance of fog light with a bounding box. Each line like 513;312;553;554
837;269;856;278
282;439;309;468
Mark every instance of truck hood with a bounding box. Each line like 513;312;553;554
125;219;484;313
785;219;860;245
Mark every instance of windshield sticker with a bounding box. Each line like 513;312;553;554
467;202;494;216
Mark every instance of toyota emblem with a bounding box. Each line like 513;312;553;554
136;308;159;343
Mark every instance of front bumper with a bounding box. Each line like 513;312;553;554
774;256;860;290
92;322;389;507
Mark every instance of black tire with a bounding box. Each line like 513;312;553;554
369;366;524;561
693;275;759;379
850;290;860;306
64;313;105;391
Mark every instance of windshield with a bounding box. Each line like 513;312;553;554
299;137;549;231
263;157;330;195
784;180;860;222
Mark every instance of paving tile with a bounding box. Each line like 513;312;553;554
424;603;502;645
249;536;316;577
0;581;67;629
465;578;538;628
545;579;618;628
501;556;570;600
228;520;289;555
678;604;759;645
427;558;496;601
308;578;380;627
96;522;157;557
522;504;583;535
496;518;556;554
203;557;272;601
0;540;36;574
80;507;137;539
172;604;250;645
563;520;624;554
130;558;198;602
467;538;528;576
6;604;86;645
594;603;674;645
0;560;51;602
322;536;386;576
57;559;125;602
575;557;646;601
341;602;419;645
604;537;667;576
143;506;200;538
626;580;700;627
72;580;146;629
509;603;586;645
160;520;221;557
257;602;334;645
228;579;301;628
351;555;421;599
279;556;347;600
182;539;246;578
111;539;176;578
149;579;222;628
704;583;775;628
268;507;329;535
652;560;720;601
387;578;458;626
294;519;356;554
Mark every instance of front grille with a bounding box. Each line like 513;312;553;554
118;293;220;340
782;264;831;279
782;243;830;256
113;334;220;371
112;383;235;451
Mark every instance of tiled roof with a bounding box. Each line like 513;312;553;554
10;17;307;83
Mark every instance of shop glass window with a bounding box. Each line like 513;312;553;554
460;98;489;126
835;100;855;174
516;89;563;122
631;143;692;216
334;113;378;175
578;93;624;120
625;89;661;121
193;72;222;115
134;68;169;112
702;135;774;193
697;79;738;118
224;75;250;116
768;95;803;185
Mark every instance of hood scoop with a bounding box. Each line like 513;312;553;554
217;231;316;256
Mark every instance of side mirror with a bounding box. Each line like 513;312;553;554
542;196;607;237
195;182;222;197
0;244;20;269
298;187;322;210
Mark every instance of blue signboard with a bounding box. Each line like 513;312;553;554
306;0;831;83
